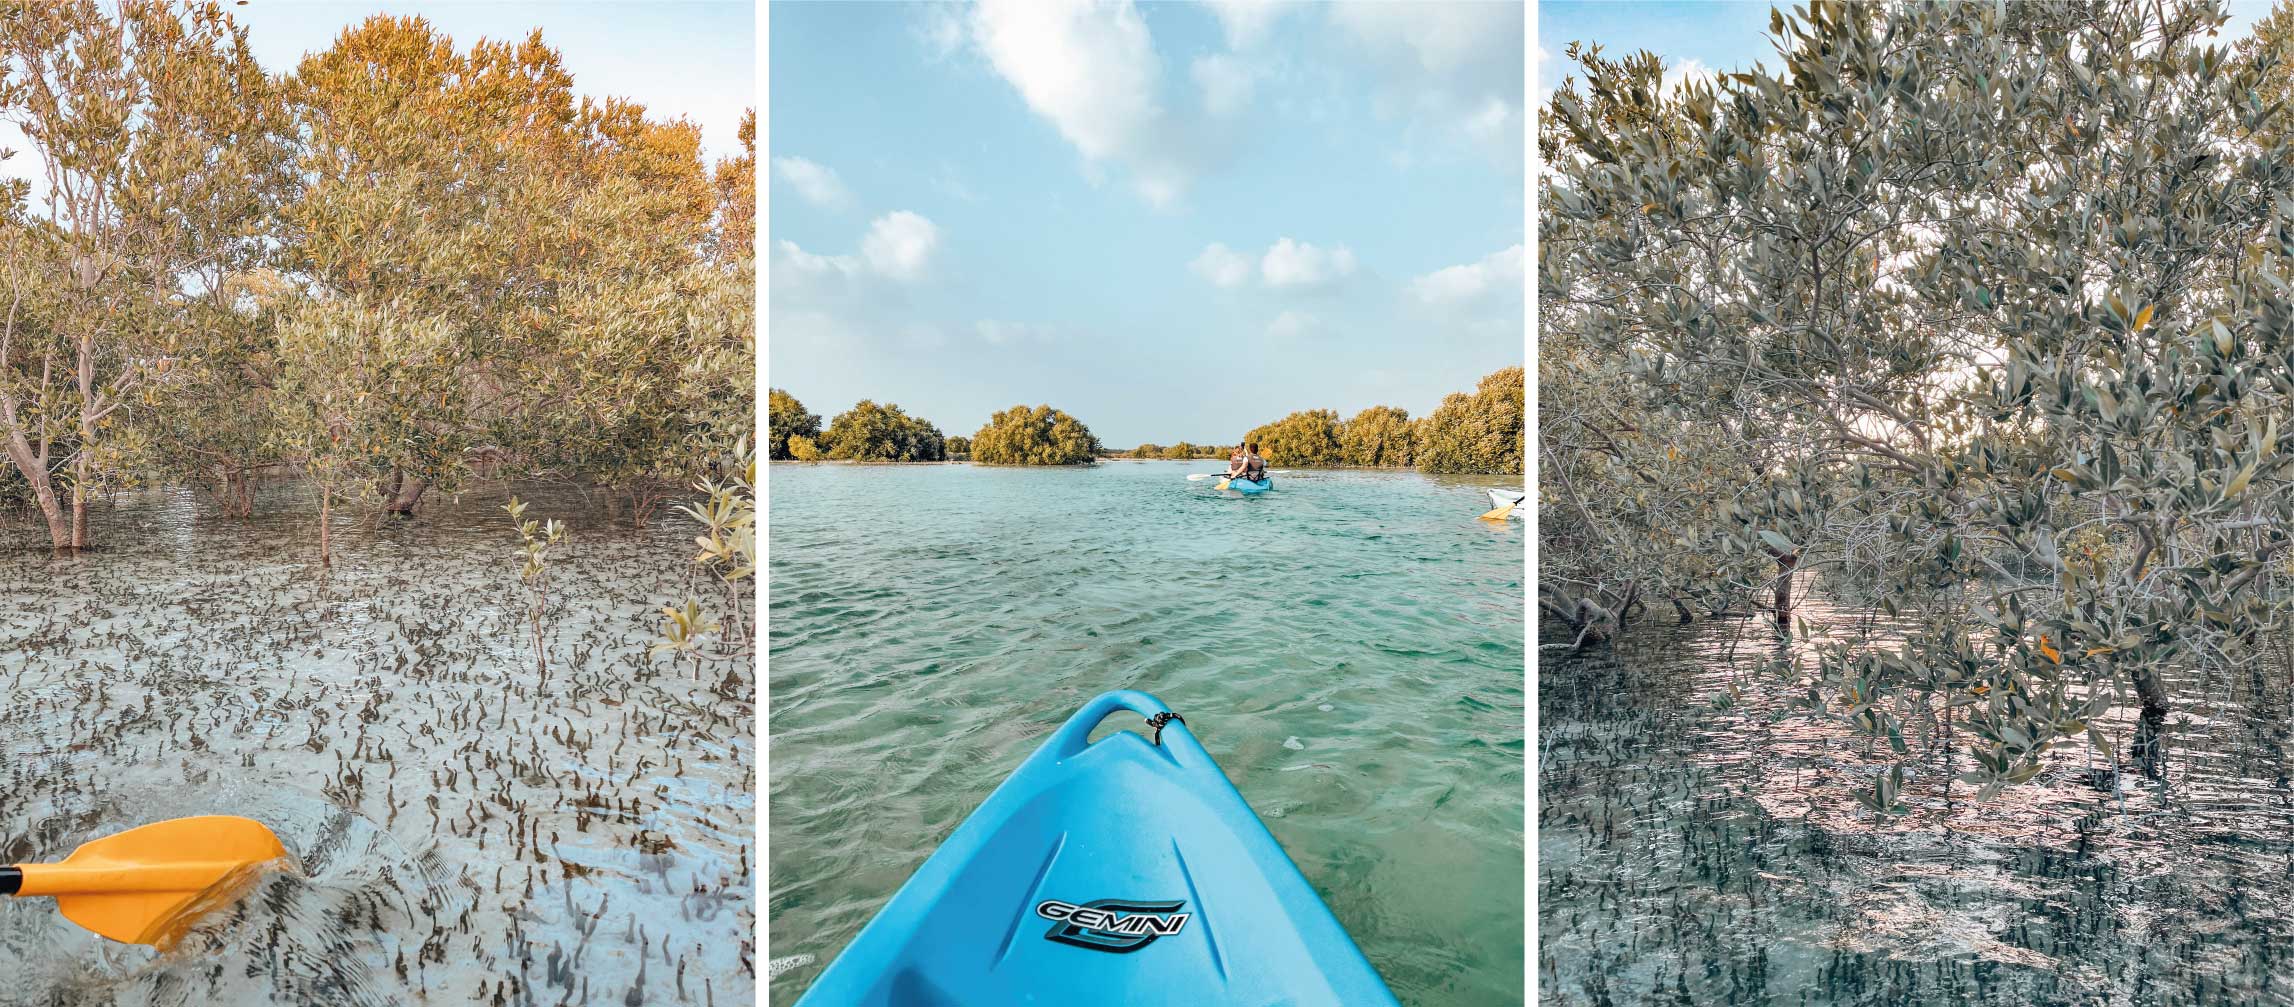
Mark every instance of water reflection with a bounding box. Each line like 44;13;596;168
1541;598;2294;1004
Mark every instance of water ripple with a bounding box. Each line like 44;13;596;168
767;460;1524;1005
0;485;753;1006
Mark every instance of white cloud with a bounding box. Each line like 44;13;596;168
1662;58;1715;97
963;0;1206;207
1190;242;1255;288
1192;238;1358;290
1410;243;1524;304
1133;171;1184;209
968;0;1183;203
976;320;1057;344
1331;2;1519;79
1205;0;1286;49
970;0;1155;162
860;211;941;281
1330;1;1524;170
772;155;851;209
774;211;942;295
1260;237;1356;288
919;4;967;59
1192;54;1256;118
774;239;860;284
1462;96;1516;146
1267;309;1315;339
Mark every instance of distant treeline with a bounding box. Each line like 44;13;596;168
1138;366;1524;474
769;391;1102;466
1125;443;1225;460
772;366;1523;475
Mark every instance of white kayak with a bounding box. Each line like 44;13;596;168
1486;488;1527;518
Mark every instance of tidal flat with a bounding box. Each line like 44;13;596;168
0;485;753;1007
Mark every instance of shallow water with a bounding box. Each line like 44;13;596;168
0;485;753;1006
766;460;1526;1004
1540;599;2294;1005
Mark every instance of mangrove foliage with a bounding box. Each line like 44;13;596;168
1544;0;2294;798
0;1;755;561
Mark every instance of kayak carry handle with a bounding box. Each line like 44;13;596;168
1050;690;1189;758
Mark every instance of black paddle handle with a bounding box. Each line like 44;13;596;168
0;866;19;896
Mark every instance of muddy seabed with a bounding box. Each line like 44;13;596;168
0;486;753;1007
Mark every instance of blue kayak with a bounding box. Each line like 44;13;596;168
1227;476;1272;494
797;690;1399;1006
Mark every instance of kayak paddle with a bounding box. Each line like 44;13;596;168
1479;494;1527;522
1;815;289;947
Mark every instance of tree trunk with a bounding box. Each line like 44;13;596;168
2132;665;2171;780
214;465;250;517
1773;553;1800;619
73;330;94;550
387;475;431;516
223;466;254;518
631;485;662;528
2;437;68;549
69;474;86;549
32;481;67;549
318;488;333;567
1572;599;1610;647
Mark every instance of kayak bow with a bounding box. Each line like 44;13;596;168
798;690;1399;1006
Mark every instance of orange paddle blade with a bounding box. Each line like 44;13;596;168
8;815;287;947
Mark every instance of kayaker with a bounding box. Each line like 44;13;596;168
1227;442;1267;482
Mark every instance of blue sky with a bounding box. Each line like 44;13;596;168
1;2;754;193
1539;0;2274;107
769;1;1527;449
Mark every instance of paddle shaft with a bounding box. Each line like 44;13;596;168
1;862;245;896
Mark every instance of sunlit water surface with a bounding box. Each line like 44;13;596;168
767;460;1525;1004
1541;598;2294;1005
0;485;753;1007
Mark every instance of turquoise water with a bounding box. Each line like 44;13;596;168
766;459;1525;1004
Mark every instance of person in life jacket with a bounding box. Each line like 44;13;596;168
1225;442;1267;481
